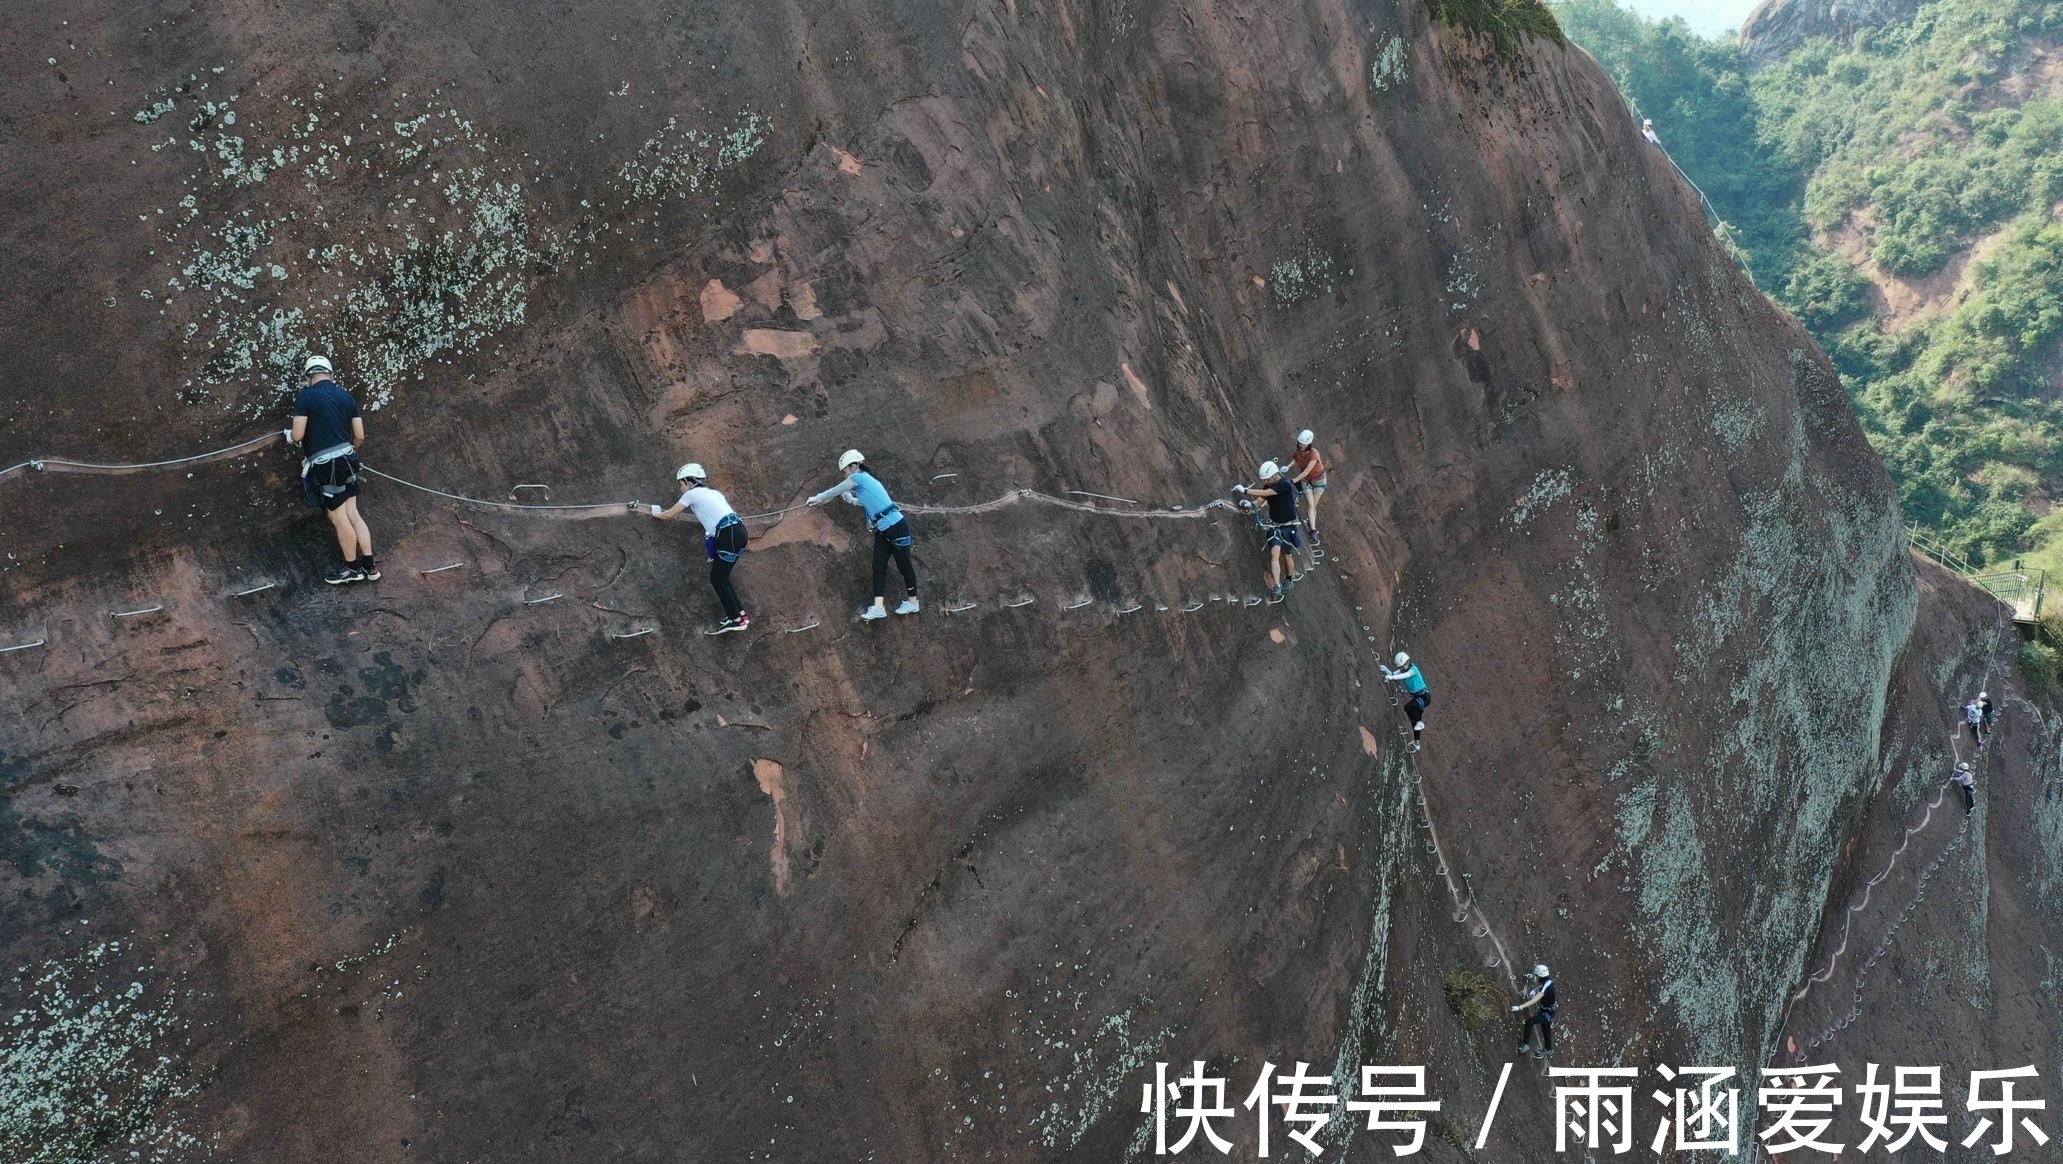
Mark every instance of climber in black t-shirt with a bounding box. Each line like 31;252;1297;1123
1233;460;1304;599
1513;964;1557;1059
290;355;377;585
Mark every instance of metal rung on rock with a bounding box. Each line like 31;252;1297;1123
112;605;164;619
944;601;978;614
525;594;563;605
0;638;46;655
787;619;821;634
610;627;655;640
232;581;277;597
422;562;465;575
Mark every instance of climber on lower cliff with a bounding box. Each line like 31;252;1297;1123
1513;964;1556;1059
1232;461;1302;598
1289;429;1327;545
1381;652;1430;753
646;463;750;635
289;355;377;586
807;449;920;621
1953;761;1977;816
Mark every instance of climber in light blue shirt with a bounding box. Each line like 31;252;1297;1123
1381;651;1430;753
807;449;921;621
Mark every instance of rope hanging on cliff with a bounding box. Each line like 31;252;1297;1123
0;430;288;483
1780;594;2015;1058
0;429;1245;524
363;471;1242;523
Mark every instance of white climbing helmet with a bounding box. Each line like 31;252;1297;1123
1394;652;1411;668
676;462;706;482
1297;429;1315;447
1957;761;1973;772
1979;691;1989;699
838;449;866;471
1533;964;1550;979
1259;460;1281;478
304;355;333;375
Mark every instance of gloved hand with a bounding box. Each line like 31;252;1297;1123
649;504;663;517
1510;1005;1521;1012
279;428;294;441
1233;484;1248;495
841;493;861;506
806;495;825;507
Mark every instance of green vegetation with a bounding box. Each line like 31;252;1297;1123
1554;0;2063;568
1441;969;1505;1031
1427;0;1565;58
2020;638;2060;687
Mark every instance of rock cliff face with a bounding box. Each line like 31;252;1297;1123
2;1;2054;1160
1740;0;1925;62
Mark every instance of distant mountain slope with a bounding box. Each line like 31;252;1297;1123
1739;0;1924;62
1559;0;2063;566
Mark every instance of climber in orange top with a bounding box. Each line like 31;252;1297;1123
1289;429;1327;545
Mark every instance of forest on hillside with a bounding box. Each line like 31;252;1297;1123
1553;0;2063;571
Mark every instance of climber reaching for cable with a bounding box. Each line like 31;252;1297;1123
1381;651;1430;753
1232;461;1302;599
647;463;750;635
1953;761;1977;816
290;355;377;585
1289;429;1327;545
807;449;920;621
1512;964;1556;1059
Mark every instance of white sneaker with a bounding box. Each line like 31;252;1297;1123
895;598;921;616
860;605;888;621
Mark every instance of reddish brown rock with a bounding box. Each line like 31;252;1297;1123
0;2;2053;1162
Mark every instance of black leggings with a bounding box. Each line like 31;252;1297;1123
1521;1013;1553;1050
1402;691;1430;738
872;519;918;600
709;522;748;618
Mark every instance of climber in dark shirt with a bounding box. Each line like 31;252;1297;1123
1513;964;1556;1059
290;355;377;585
1233;460;1303;599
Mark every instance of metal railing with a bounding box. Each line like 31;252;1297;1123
1907;526;2045;623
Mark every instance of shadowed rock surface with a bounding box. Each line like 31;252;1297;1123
3;1;2057;1160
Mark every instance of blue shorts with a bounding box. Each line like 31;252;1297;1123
1267;526;1302;552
